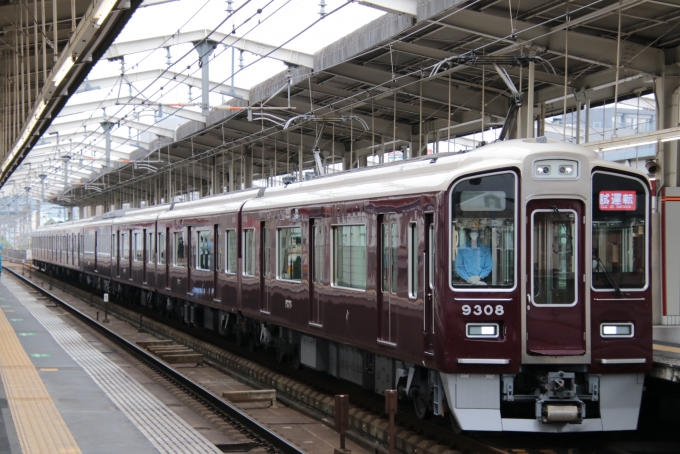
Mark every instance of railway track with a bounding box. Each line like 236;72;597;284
12;262;680;454
8;262;511;454
2;264;305;454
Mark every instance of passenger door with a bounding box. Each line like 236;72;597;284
424;214;435;354
260;222;270;313
379;214;398;345
214;225;220;302
310;219;323;326
526;199;586;356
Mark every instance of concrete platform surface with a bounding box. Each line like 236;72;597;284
652;325;680;382
0;274;224;453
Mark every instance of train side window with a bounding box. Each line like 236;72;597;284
158;231;165;265
429;224;435;289
381;224;389;292
312;225;324;284
332;225;367;290
112;233;116;259
133;233;143;262
381;220;398;293
391;223;398;294
196;230;213;271
225;229;237;273
408;222;418;298
450;172;517;290
121;232;129;260
148;231;155;264
243;229;256;276
215;228;221;272
277;227;302;281
173;231;186;267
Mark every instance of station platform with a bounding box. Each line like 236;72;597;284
651;326;680;382
0;273;224;454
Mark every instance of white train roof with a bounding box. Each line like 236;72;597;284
241;139;643;212
156;188;261;222
33;139;648;233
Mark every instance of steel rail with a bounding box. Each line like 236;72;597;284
2;264;305;454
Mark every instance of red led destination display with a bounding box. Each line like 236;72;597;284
599;190;636;211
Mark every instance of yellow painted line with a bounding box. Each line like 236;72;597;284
654;344;680;354
0;305;81;454
39;368;59;372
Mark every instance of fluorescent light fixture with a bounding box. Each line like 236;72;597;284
52;56;75;85
601;140;658;152
661;136;680;143
93;0;118;26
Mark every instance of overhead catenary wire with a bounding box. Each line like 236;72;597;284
5;2;536;194
20;0;628;204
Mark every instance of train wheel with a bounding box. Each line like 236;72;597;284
292;346;301;370
414;397;430;420
235;326;245;347
276;347;286;363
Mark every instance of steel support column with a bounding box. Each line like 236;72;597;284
193;40;217;116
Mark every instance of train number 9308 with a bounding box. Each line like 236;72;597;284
462;305;504;316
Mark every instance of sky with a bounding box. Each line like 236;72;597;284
82;0;384;108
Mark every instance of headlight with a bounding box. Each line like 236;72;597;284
600;323;634;338
467;323;499;338
533;159;578;180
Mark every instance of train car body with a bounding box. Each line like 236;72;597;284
32;138;652;432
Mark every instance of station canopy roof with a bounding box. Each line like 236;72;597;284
2;0;678;206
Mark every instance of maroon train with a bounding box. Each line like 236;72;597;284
32;138;652;432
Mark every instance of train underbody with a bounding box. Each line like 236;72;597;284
38;261;644;433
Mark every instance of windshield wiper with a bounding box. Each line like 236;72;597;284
593;255;623;296
551;207;573;253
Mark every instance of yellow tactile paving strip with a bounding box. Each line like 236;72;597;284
654;343;680;354
0;307;81;454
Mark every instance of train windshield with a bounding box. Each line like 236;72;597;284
451;172;516;289
592;172;648;290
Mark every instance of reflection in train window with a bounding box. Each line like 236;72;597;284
532;210;576;305
278;227;302;281
450;172;516;289
408;223;418;298
243;229;255;276
313;225;324;284
148;232;155;264
174;231;186;267
121;232;129;260
333;225;367;290
226;229;237;273
592;172;647;290
158;231;165;265
196;230;213;271
133;233;143;262
215;229;221;272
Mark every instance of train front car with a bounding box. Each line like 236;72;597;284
440;138;651;432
